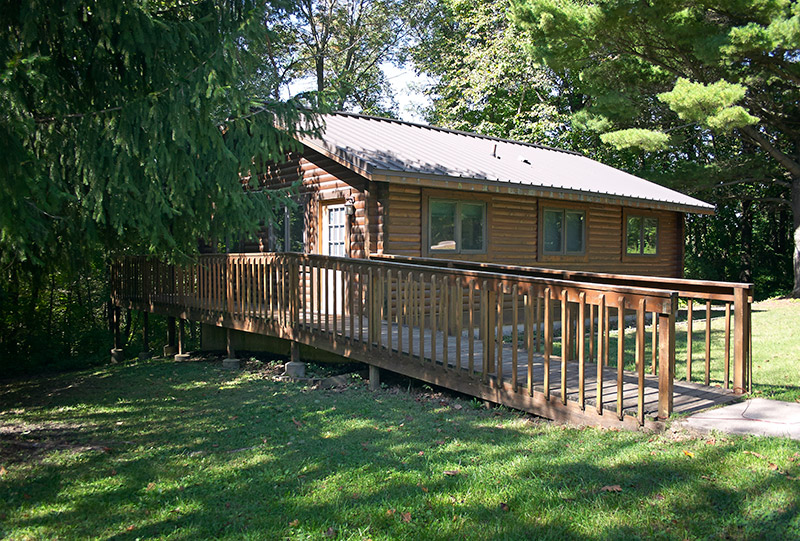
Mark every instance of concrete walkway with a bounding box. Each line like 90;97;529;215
679;398;800;440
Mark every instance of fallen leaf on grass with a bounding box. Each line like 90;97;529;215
0;466;6;476
126;525;135;532
683;450;695;458
743;450;766;460
600;485;623;493
444;470;460;476
324;526;336;537
146;482;156;491
452;404;463;410
401;511;412;523
289;519;299;527
654;493;665;501
499;502;510;511
292;418;303;428
418;484;428;493
386;509;395;517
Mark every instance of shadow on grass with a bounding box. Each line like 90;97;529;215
1;359;798;540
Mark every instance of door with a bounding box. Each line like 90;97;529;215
320;203;348;324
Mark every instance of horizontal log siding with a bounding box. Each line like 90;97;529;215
253;148;375;258
385;184;422;256
383;187;683;278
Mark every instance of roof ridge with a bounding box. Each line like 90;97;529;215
326;111;583;157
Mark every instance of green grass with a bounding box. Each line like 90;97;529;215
2;356;800;540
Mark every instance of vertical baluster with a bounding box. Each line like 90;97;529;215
455;277;462;372
651;312;658;375
534;296;541;353
481;281;489;384
496;288;504;385
397;270;403;352
617;297;626;421
377;268;384;349
578;293;586;410
705;300;712;386
419;272;425;363
511;284;518;393
430;274;437;363
526;287;534;397
387;269;393;352
597;295;605;415
367;267;374;348
604;304;610;366
543;288;552;401
637;299;646;426
406;272;413;358
687;298;694;381
468;283;475;376
442;275;449;367
560;289;568;404
358;267;365;344
589;304;595;362
724;301;731;389
324;262;330;335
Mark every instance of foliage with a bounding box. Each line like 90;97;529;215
0;0;313;370
406;0;578;147
512;0;800;294
0;0;313;268
2;358;799;539
260;0;413;115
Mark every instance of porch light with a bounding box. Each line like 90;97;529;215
344;197;356;216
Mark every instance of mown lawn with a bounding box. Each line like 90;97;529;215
1;354;799;540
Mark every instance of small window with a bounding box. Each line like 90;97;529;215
428;199;486;253
626;216;658;255
542;208;585;255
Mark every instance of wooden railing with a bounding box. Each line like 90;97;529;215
111;253;740;427
372;255;753;394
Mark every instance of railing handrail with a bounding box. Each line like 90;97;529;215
175;252;679;314
370;254;753;303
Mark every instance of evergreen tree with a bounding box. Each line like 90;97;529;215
513;0;800;294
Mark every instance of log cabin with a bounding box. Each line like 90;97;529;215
112;113;754;428
248;112;713;277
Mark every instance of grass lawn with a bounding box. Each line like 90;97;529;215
2;353;800;540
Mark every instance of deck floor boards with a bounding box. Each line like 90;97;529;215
294;310;737;419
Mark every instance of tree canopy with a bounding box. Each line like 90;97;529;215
512;0;800;294
1;0;311;268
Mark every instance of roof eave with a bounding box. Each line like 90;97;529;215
373;169;715;215
296;135;375;181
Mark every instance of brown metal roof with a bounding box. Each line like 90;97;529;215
297;112;714;214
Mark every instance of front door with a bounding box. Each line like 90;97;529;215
320;203;348;322
321;203;347;257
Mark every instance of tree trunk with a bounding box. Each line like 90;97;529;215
792;176;800;297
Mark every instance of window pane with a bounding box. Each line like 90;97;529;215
461;203;484;251
643;218;658;254
565;211;585;253
430;200;457;251
543;210;563;253
626;216;642;254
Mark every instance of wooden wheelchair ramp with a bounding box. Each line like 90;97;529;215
111;253;751;431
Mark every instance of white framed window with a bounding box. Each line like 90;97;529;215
542;208;585;255
626;215;658;255
428;199;486;254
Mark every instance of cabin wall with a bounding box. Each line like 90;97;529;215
251;149;381;258
382;184;684;278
